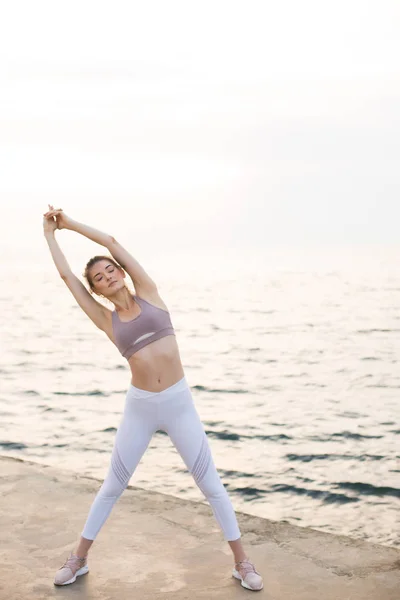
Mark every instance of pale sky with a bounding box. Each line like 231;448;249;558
0;0;399;258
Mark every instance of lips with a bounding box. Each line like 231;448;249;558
108;281;117;287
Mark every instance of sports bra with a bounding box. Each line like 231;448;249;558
111;295;176;360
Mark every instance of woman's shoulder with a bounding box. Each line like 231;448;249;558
135;288;169;312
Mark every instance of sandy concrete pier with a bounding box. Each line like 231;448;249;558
0;455;398;599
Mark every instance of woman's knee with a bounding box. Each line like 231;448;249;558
99;475;126;499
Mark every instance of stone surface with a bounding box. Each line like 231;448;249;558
0;455;399;599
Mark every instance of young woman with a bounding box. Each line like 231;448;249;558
43;204;263;592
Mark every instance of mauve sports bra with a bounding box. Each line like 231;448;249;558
111;295;176;360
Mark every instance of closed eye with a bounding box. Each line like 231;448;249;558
95;267;114;281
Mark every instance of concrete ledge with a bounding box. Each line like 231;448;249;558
0;455;399;599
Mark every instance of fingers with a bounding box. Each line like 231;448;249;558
43;208;63;217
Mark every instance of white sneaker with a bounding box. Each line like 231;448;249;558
232;557;264;591
54;551;89;586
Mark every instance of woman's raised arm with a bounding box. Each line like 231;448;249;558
43;210;110;331
44;206;157;292
43;206;112;247
43;216;73;278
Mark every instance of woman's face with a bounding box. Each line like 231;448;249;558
89;260;125;296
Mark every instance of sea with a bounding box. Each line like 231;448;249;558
1;243;399;548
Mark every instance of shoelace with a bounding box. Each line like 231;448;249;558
61;554;86;569
235;559;260;576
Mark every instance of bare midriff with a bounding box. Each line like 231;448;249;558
126;334;185;392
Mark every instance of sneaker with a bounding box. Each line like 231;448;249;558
232;557;263;591
54;551;89;586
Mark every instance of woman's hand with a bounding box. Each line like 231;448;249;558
43;212;58;235
43;204;73;231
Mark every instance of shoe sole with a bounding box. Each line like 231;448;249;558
232;568;264;591
54;565;89;586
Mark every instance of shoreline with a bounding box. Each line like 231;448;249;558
1;451;397;550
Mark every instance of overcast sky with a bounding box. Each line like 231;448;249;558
0;0;399;259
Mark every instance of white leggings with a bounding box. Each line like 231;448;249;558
81;376;241;542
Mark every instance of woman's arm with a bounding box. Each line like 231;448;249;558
106;238;157;292
43;206;113;247
66;217;113;247
43;217;110;331
44;229;73;278
69;218;157;291
44;207;157;292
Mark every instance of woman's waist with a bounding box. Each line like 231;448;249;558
127;373;189;401
128;341;184;392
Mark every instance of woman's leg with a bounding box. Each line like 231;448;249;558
160;387;246;562
76;398;157;555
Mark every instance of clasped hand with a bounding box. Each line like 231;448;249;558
43;204;72;233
